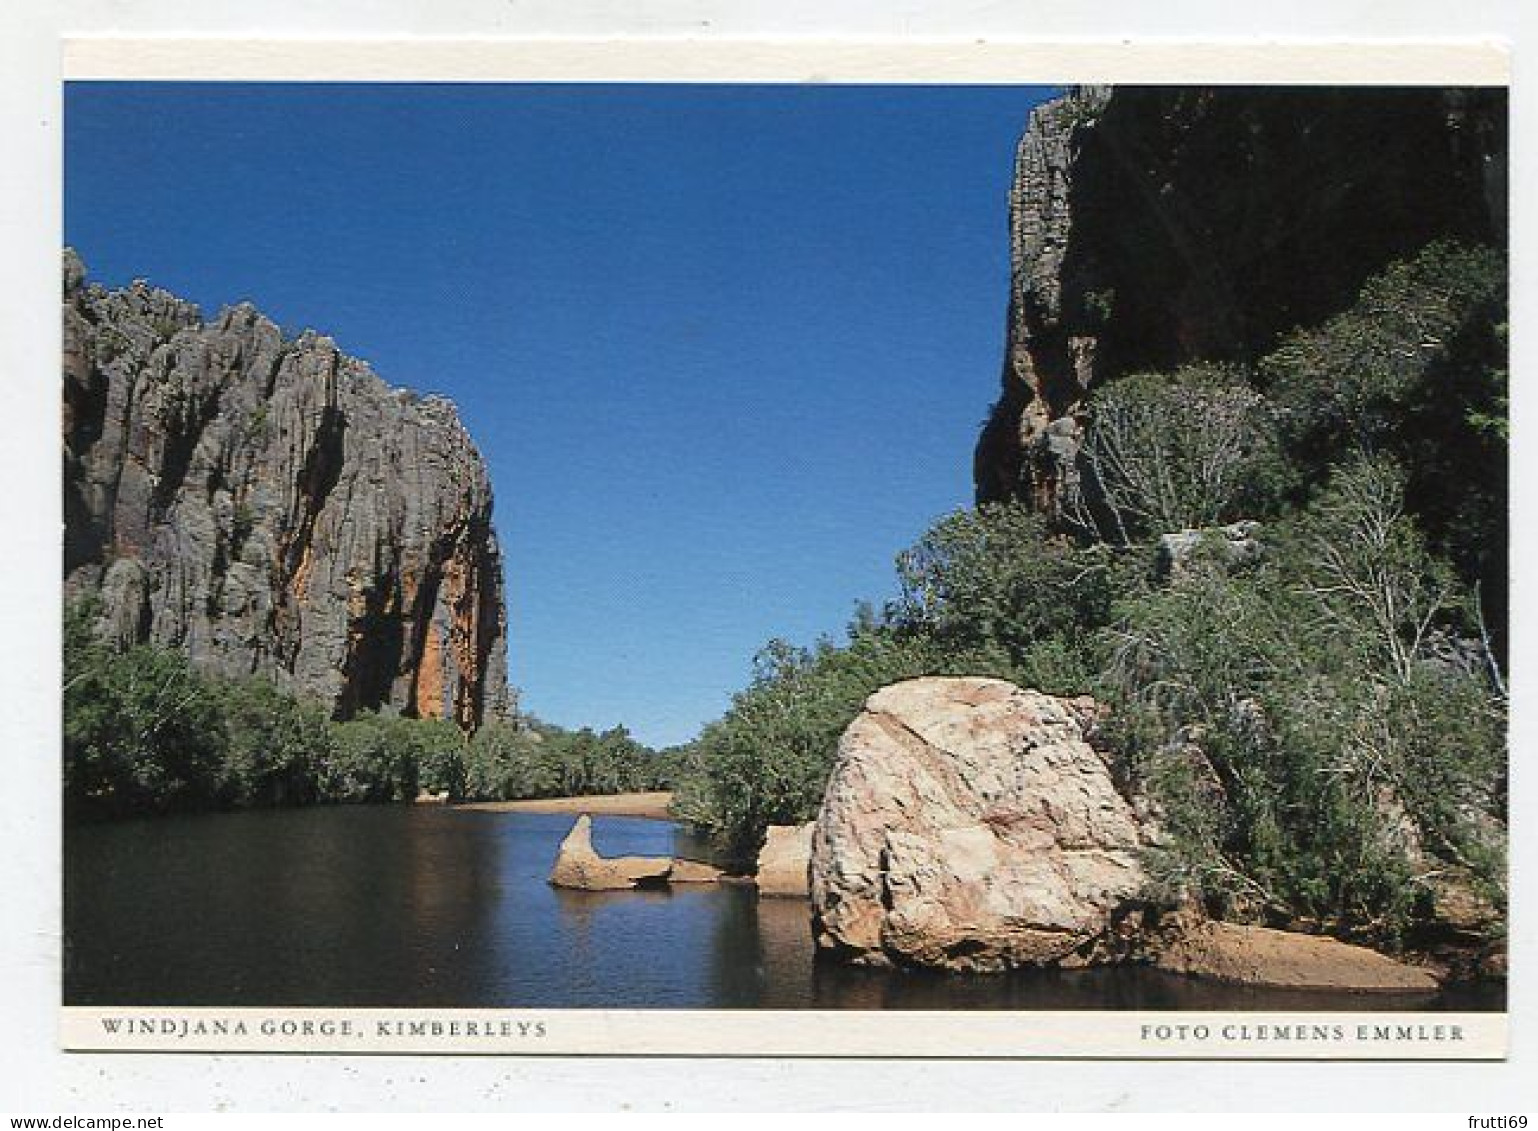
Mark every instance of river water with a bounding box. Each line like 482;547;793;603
64;806;1502;1010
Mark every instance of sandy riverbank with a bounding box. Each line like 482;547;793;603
454;791;675;820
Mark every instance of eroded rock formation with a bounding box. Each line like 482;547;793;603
810;677;1149;972
547;814;725;890
975;86;1508;518
548;815;674;890
63;251;509;727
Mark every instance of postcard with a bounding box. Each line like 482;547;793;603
54;38;1510;1059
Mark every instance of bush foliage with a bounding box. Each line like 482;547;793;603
1102;457;1503;938
669;241;1507;942
63;598;667;821
1079;365;1287;539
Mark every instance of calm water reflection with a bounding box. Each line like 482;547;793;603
64;806;1503;1010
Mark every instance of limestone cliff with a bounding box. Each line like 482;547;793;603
975;85;1508;516
63;251;510;727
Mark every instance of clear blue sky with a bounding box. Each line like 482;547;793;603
65;82;1055;747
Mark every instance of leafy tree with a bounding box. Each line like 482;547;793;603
464;720;554;800
323;713;465;802
322;714;418;803
893;501;1129;691
1263;241;1505;460
1284;456;1458;684
461;718;665;801
1261;240;1507;651
64;594;666;817
409;717;470;796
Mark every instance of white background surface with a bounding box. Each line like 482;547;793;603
2;0;1534;1113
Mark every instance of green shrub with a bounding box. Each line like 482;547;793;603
1080;365;1287;539
1263;241;1505;460
64;600;225;819
215;676;330;807
1098;459;1505;942
672;621;1004;864
462;719;665;802
464;721;550;800
64;597;663;817
893;500;1128;681
323;713;465;802
1262;240;1507;638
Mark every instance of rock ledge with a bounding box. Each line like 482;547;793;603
1152;920;1440;993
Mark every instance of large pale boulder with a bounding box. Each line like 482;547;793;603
548;815;673;891
1152;920;1440;992
811;677;1148;971
756;823;814;898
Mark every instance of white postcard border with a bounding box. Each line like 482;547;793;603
61;37;1509;86
49;34;1514;1065
59;1007;1506;1059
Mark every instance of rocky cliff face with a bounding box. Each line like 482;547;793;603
63;251;510;727
976;85;1508;515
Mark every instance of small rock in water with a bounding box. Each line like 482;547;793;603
548;814;673;891
667;859;726;884
756;823;814;899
